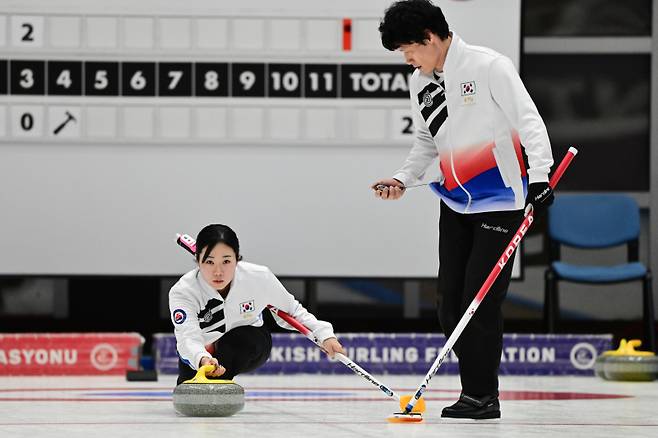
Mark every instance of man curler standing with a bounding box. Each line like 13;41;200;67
372;0;554;419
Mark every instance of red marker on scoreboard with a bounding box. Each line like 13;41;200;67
343;18;352;51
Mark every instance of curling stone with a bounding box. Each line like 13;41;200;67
594;339;658;382
593;354;608;379
173;365;245;417
592;339;625;379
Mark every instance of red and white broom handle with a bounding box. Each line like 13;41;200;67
175;233;401;401
402;146;578;414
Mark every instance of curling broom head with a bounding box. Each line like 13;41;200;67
387;412;423;423
399;394;426;413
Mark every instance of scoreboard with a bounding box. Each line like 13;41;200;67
4;60;412;98
0;0;521;277
2;59;413;141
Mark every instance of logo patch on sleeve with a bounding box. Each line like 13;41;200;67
240;300;255;314
173;309;187;324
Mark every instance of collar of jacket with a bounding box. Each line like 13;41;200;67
418;31;464;87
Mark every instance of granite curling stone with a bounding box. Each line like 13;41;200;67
173;365;245;417
594;339;658;382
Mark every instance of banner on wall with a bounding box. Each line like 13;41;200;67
0;333;144;375
155;333;612;376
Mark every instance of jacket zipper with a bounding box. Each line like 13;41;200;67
449;150;472;213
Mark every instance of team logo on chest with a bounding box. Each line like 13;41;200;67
422;90;433;107
240;300;255;314
201;309;213;323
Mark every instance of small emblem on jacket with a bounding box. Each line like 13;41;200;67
202;310;213;323
172;309;187;324
422;90;433;107
461;81;476;96
240;300;255;314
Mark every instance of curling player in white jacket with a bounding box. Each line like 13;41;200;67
170;224;345;384
372;0;554;420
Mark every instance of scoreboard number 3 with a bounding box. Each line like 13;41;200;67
19;69;34;89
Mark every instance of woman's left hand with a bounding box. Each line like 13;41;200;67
321;337;346;359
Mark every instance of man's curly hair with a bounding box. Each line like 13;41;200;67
379;0;450;51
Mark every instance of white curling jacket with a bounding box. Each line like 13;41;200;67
393;33;553;213
169;261;335;370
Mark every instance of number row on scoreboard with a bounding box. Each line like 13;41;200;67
1;15;381;53
0;60;412;98
0;105;416;142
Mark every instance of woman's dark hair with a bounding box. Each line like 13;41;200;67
196;224;242;263
379;0;450;51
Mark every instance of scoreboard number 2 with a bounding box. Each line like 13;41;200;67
11;16;44;47
21;23;34;42
391;109;415;140
401;116;413;135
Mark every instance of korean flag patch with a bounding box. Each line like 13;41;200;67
240;300;255;314
461;81;476;96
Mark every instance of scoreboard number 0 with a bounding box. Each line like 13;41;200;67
20;113;34;131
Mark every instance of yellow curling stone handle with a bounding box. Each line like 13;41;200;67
602;339;655;357
183;364;235;384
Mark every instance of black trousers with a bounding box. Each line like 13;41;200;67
177;324;272;385
437;202;524;397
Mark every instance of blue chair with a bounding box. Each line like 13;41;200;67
544;194;656;352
